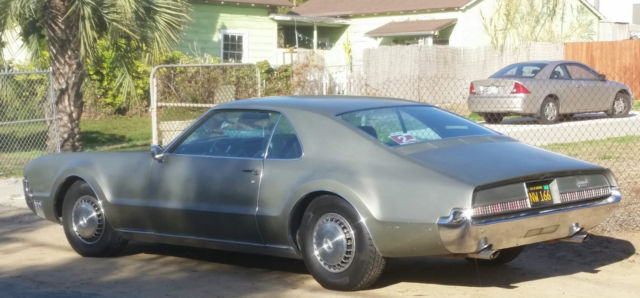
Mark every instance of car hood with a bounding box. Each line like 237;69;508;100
398;135;604;187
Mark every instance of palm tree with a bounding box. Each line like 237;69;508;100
0;0;189;151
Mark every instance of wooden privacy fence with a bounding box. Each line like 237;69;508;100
565;40;640;98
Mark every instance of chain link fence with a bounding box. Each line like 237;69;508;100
0;69;58;176
150;64;260;146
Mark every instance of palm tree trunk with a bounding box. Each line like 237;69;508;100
43;0;84;152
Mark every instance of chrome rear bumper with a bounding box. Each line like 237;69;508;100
437;189;621;254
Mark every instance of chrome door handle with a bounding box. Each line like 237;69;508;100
242;169;260;176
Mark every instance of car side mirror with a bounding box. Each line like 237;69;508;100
598;74;606;81
150;145;165;161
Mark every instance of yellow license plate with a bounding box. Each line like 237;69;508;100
526;181;554;207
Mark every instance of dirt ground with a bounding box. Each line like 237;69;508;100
1;187;639;297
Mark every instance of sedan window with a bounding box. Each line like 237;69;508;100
566;64;598;80
172;110;279;158
550;65;570;80
339;106;496;146
491;63;547;78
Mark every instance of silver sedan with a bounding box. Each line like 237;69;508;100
468;60;633;124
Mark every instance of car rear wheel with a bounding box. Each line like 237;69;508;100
538;97;559;124
606;92;631;118
482;113;504;124
467;246;524;266
560;114;574;121
62;181;127;257
300;195;386;291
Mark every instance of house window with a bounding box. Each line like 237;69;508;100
222;31;246;63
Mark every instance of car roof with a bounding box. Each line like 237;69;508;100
215;96;429;116
509;60;585;67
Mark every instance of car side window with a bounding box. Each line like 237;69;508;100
550;65;570;80
172;110;279;158
566;64;598;80
267;116;302;159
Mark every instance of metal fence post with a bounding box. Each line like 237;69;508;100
256;65;262;97
48;68;60;152
150;66;159;146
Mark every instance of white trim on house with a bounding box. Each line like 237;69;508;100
220;29;249;63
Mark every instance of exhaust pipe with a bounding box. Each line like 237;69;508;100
467;247;500;260
560;223;589;243
561;231;590;243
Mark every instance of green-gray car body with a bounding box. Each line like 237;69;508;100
23;96;621;290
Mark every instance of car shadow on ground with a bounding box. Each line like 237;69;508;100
121;234;634;290
375;235;635;289
487;112;637;126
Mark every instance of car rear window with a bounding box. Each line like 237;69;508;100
338;106;497;146
490;63;547;78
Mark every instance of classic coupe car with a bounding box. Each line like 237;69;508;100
468;60;633;124
23;96;620;290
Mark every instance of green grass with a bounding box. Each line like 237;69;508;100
633;99;640;111
80;116;151;151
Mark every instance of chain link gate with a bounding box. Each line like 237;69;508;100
0;69;59;176
149;64;260;146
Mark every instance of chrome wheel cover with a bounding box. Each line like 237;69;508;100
613;96;626;115
312;213;356;273
544;101;558;121
71;195;105;244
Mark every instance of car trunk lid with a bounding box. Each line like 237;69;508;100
398;136;604;187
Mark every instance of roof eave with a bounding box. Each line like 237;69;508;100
368;31;436;38
270;14;351;25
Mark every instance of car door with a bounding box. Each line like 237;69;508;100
565;63;608;112
145;109;279;243
548;64;576;114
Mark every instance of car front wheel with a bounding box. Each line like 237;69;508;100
62;181;128;257
300;195;386;291
606;92;631;118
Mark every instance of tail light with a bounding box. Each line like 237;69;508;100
511;82;530;94
469;83;476;95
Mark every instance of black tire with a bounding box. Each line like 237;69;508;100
537;97;559;124
300;195;386;291
467;246;524;266
62;181;127;257
560;114;574;121
606;92;631;118
482;113;504;124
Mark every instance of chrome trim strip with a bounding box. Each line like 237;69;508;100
116;228;291;250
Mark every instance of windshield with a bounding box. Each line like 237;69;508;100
338;106;497;146
490;63;547;78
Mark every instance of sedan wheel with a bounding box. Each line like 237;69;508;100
300;195;386;291
482;113;504;124
62;181;127;257
538;97;559;124
606;92;631;118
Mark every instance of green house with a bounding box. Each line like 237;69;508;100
180;0;349;65
180;0;294;63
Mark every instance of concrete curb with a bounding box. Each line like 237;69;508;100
0;178;27;209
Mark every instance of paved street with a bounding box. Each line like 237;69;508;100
485;111;640;146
